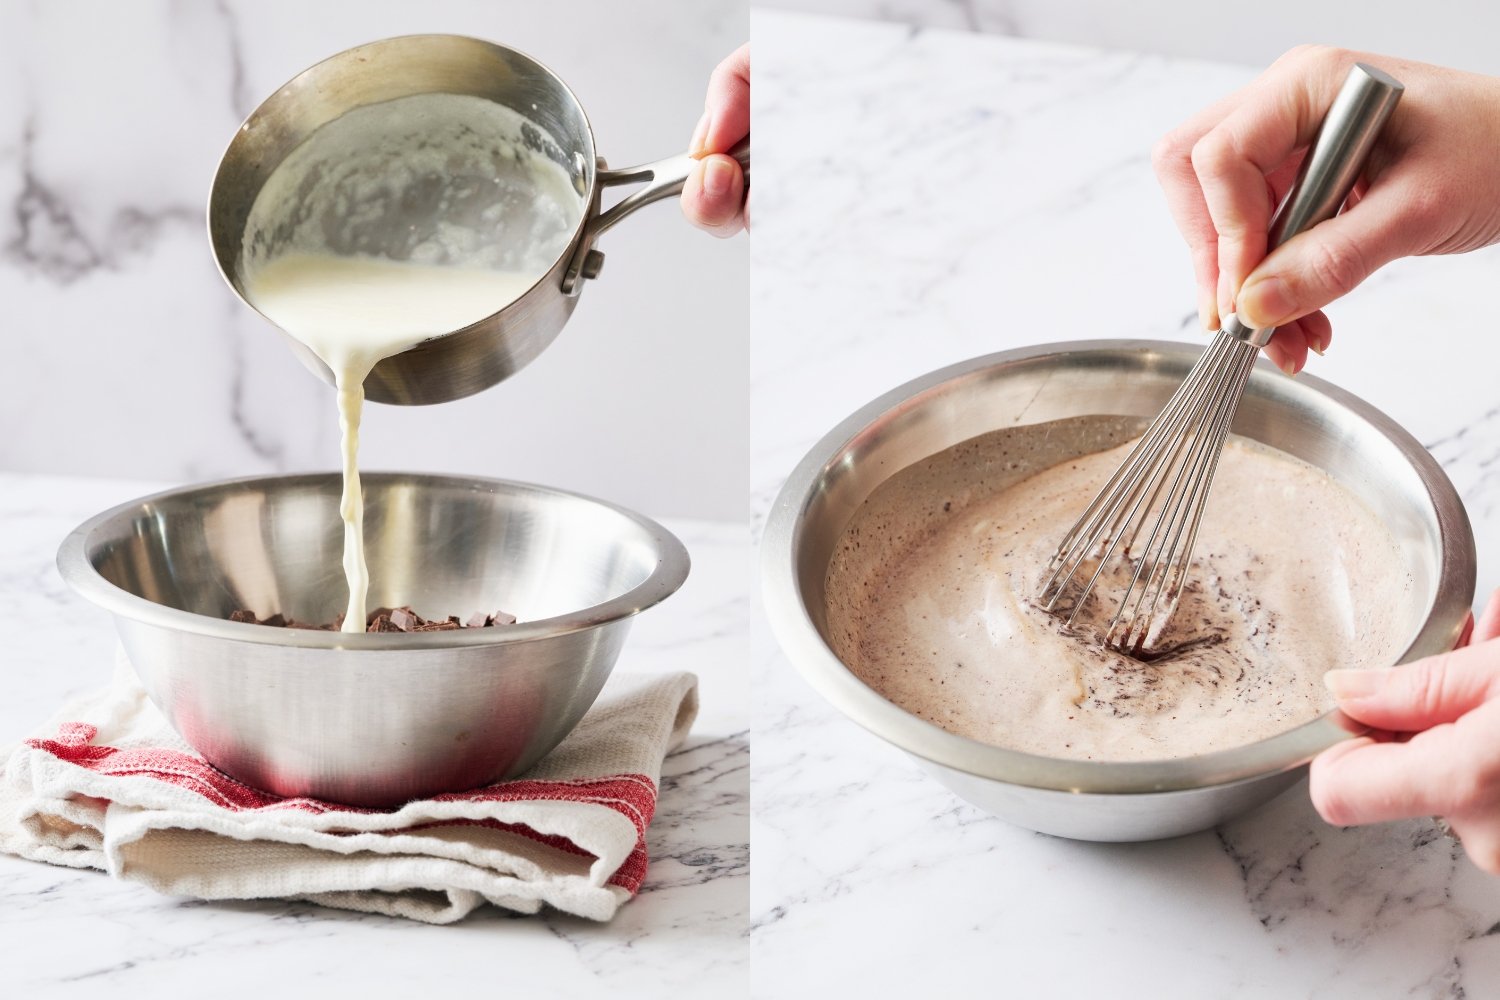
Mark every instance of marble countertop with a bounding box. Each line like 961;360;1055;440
0;472;747;997
750;10;1500;998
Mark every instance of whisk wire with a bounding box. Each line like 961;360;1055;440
1035;332;1258;648
1036;335;1233;615
1109;339;1257;650
1104;334;1230;632
1160;346;1258;605
1111;336;1239;564
1062;415;1195;627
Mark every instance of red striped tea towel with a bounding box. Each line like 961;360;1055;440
0;655;697;924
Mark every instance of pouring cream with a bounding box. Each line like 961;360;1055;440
244;255;537;631
237;93;583;632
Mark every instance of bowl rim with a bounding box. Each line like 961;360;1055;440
760;339;1476;795
58;471;690;650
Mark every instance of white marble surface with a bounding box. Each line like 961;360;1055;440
0;0;748;522
759;0;1500;74
0;472;748;997
751;11;1500;997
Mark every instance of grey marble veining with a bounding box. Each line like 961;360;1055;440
751;11;1500;997
0;0;749;522
0;471;748;997
757;0;1500;74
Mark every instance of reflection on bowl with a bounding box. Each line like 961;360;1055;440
58;472;689;808
762;340;1473;842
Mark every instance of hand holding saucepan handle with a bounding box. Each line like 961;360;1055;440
681;44;750;238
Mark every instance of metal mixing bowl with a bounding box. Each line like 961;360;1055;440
57;473;689;807
761;340;1474;842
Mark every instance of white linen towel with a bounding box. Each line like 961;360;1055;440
0;655;697;924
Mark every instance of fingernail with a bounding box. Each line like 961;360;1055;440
1239;276;1294;330
1277;355;1298;377
1198;289;1218;331
1216;271;1231;319
689;111;712;158
1324;668;1383;702
703;156;734;198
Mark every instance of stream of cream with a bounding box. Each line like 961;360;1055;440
244;253;535;631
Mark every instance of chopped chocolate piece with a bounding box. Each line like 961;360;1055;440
226;606;520;632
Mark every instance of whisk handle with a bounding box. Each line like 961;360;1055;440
1224;62;1404;347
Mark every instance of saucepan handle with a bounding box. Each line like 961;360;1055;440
562;138;750;292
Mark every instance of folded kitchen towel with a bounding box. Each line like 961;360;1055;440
0;654;697;925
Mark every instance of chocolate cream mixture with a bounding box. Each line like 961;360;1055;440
826;417;1414;761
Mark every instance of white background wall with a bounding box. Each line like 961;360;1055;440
0;0;748;521
762;0;1500;74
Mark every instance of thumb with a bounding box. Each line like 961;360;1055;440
1324;640;1500;733
1235;179;1418;330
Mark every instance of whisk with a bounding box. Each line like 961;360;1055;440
1036;62;1405;654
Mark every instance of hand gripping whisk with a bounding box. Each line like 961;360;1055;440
1035;63;1404;654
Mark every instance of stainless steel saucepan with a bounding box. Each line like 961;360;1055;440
208;34;749;405
761;341;1475;842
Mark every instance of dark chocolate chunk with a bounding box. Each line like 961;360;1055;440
226;605;519;632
